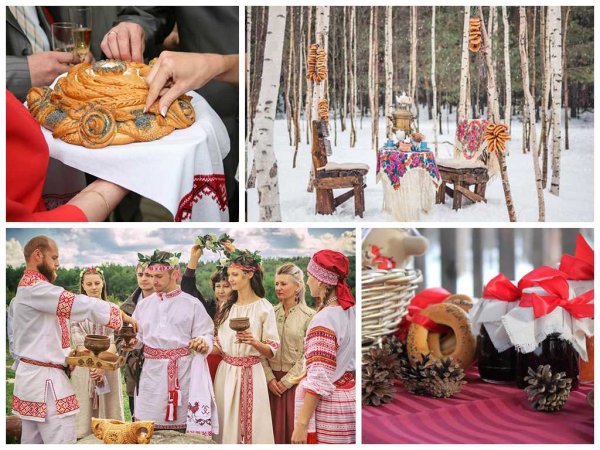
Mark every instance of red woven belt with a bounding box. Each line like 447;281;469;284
223;354;261;443
21;357;65;370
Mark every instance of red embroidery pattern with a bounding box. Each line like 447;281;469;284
13;396;47;418
18;270;49;287
263;339;280;351
144;346;191;422
158;288;182;301
307;259;339;285
306;326;338;368
55;394;79;414
222;354;261;443
57;290;75;348
175;174;228;222
334;371;356;389
21;358;65;370
106;305;122;330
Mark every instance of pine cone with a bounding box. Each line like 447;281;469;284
382;335;410;379
362;343;400;406
398;352;435;395
524;364;572;412
421;357;466;398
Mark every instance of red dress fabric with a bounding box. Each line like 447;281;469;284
6;90;87;222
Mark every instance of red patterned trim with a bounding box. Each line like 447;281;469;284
106;304;123;330
175;174;228;222
334;371;356;389
306;326;338;368
18;270;49;287
13;395;47;418
57;290;75;348
158;288;182;300
21;358;65;370
55;394;79;414
222;354;260;443
263;339;280;350
308;259;339;285
42;191;79;210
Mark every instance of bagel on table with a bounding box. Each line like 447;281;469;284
406;302;476;370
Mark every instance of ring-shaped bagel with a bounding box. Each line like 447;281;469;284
444;294;473;312
406;302;476;370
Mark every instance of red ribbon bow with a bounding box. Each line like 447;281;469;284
397;287;452;340
370;245;396;270
482;266;567;302
559;233;594;280
519;276;594;319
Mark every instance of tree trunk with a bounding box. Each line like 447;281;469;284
562;6;571;150
502;6;512;131
246;7;252;136
410;6;419;124
341;7;348;132
349;6;357;147
431;6;438;154
519;7;545;221
304;6;313;144
253;6;287;221
285;8;294;146
373;6;379;151
458;7;471;123
548;6;562;196
294;6;303;152
530;7;537;122
479;6;517;222
384;6;393;138
540;7;549;187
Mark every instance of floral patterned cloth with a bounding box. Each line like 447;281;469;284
376;149;441;190
456;119;490;159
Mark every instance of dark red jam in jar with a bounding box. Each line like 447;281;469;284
515;333;579;390
477;326;516;383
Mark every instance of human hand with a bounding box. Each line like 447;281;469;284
120;311;138;334
189;337;209;354
190;245;203;263
276;381;288;394
235;330;256;346
268;379;282;397
222;240;235;254
291;423;308;444
121;337;137;352
27;51;77;87
100;22;145;62
144;52;233;115
90;368;105;383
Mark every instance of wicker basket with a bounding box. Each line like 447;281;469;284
362;267;422;352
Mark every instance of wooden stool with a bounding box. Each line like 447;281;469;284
436;159;489;210
311;120;369;217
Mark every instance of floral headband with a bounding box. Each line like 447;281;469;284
222;249;262;273
79;266;105;279
138;249;181;269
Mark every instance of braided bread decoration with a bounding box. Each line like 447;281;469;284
26;60;195;149
469;18;482;53
306;44;328;84
484;123;510;154
318;98;329;121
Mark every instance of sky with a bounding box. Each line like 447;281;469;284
6;228;356;268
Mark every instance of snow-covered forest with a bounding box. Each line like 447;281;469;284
246;6;594;222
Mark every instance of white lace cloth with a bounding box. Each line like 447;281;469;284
469;295;520;353
502;283;594;361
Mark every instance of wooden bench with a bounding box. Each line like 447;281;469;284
311;120;369;217
436;159;489;210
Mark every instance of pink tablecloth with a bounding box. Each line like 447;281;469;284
362;369;593;444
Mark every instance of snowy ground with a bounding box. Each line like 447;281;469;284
247;107;594;222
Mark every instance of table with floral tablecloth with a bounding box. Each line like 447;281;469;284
376;148;441;221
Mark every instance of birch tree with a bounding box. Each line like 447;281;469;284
479;7;517;222
410;7;418;124
519;7;545;221
285;8;294;145
253;6;287;221
502;6;512;131
342;6;348;132
304;6;313;143
562;6;571;150
384;6;393;138
458;7;471;123
548;6;562;196
431;6;438;154
540;7;550;187
349;6;357;147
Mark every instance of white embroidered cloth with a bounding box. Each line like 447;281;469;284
186;354;219;438
502;284;594;361
30;77;230;222
469;295;520;353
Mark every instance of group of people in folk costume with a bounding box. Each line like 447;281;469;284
9;235;356;444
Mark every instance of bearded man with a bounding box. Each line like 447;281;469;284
8;235;137;444
130;250;217;436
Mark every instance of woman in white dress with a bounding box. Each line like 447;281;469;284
212;250;280;444
292;250;356;445
71;267;124;438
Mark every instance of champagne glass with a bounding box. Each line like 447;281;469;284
51;22;74;53
69;6;92;62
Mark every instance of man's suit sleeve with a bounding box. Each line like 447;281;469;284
6;55;32;102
